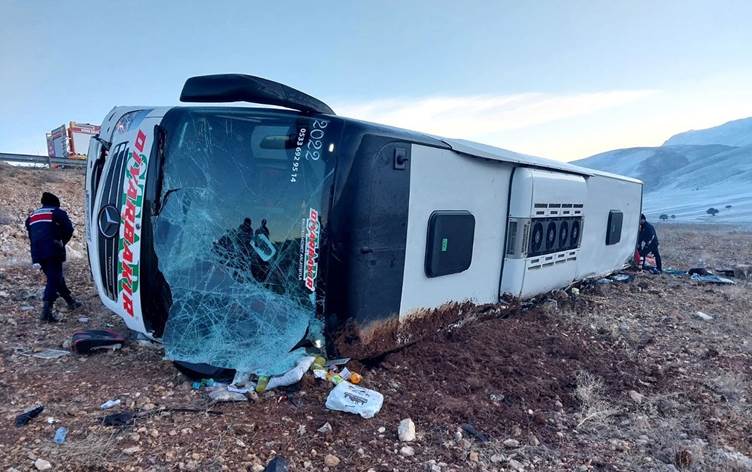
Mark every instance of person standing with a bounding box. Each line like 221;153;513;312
638;213;662;273
255;218;270;238
25;192;81;322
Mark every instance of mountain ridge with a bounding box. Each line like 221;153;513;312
573;117;752;223
663;116;752;147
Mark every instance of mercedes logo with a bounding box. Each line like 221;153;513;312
98;204;121;239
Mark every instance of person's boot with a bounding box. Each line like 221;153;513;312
39;301;59;323
62;295;82;310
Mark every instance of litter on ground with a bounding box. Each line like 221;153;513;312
15;404;44;427
690;273;735;284
53;426;68;444
325;381;384;418
31;349;70;359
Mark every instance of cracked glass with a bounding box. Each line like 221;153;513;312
153;108;339;376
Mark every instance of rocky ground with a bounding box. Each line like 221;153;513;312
0;164;751;471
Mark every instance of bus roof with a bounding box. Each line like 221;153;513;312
439;138;643;185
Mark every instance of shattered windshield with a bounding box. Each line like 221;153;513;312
153;108;340;376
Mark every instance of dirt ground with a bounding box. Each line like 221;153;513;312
1;164;751;471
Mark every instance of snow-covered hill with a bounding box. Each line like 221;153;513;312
573;117;752;223
663;117;752;147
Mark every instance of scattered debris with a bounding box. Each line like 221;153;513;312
0;188;750;472
231;370;252;387
191;378;217;390
136;338;162;349
324;357;351;368
695;311;714;321
691;273;735;284
325;382;383;418
461;423;490;443
263;456;290;472
398;418;416;442
317;422;333;434
489;393;505;402
100;399;121;410
610;273;634;283
71;329;126;354
32;349;70;359
15;404;44;427
227;384;252;394
53;427;68;445
33;458;52;471
208;388;248;402
102;411;135;427
265;356;316;391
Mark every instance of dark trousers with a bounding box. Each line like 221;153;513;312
40;260;71;302
640;244;662;272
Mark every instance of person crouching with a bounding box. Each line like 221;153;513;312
638;213;662;273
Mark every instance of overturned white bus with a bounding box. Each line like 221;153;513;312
85;75;642;376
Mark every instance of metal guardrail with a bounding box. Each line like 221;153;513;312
0;152;87;168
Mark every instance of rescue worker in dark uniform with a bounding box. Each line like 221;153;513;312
638;213;662;273
25;192;81;322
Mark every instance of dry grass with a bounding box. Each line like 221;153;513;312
39;431;126;467
574;371;619;430
711;373;748;404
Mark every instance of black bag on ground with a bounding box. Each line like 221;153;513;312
71;329;126;354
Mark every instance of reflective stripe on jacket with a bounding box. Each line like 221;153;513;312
25;206;74;262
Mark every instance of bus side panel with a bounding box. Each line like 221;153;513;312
576;175;642;279
399;146;513;318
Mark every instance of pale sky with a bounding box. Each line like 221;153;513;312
1;0;751;161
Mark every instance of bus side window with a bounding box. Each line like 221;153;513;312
606;210;623;245
425;211;475;277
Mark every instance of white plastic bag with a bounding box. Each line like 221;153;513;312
325;381;383;418
265;356;316;390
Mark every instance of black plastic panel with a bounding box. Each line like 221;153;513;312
180;74;335;115
425;211;475;277
325;135;414;333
